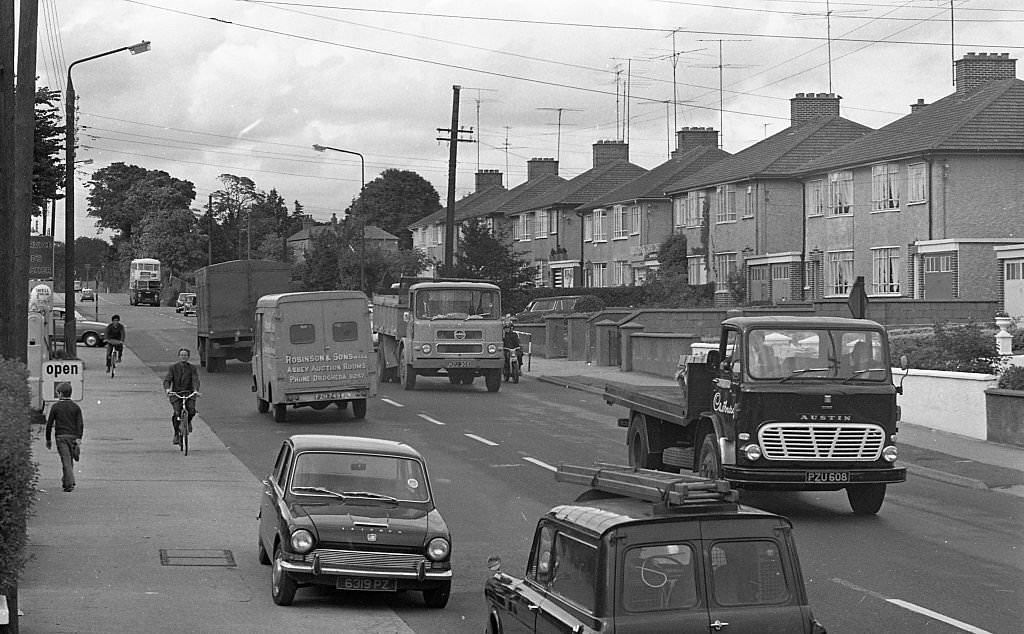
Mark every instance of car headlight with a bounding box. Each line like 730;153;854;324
742;443;762;461
290;529;315;554
487;344;497;354
882;445;898;462
421;343;432;354
426;537;450;561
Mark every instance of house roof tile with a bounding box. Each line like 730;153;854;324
511;159;648;214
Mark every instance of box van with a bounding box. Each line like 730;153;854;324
252;290;377;423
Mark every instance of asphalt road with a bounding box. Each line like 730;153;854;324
111;295;1023;634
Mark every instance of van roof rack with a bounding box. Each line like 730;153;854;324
556;463;738;508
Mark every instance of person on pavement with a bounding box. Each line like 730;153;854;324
45;382;84;492
163;348;200;446
104;314;126;372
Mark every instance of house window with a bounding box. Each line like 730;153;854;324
535;210;547;238
614;261;630;285
826;250;854;296
593;262;608;287
771;263;789;280
688;256;707;285
630;205;641;235
714;252;738;284
716;186;737;223
871;163;900;211
924;254;952;273
613;206;629;239
828;171;853;216
872;247;901;295
806;179;825;217
524;213;535;240
907;163;927;204
593;210;607;242
432;225;443;246
743;185;754;218
673;197;685;229
685;193;704;227
1006;260;1022;280
548;211;558;235
583;214;593;242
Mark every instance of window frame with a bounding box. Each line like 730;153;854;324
826;249;854;297
907;162;927;204
871;163;901;211
871;246;901;295
828;170;853;216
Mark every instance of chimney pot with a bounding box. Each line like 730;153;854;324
954;51;1017;95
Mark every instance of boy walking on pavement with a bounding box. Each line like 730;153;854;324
46;382;84;492
163;348;200;446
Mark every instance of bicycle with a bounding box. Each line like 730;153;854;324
105;339;124;377
168;391;200;456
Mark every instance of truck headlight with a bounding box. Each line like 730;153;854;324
742;443;762;461
426;537;450;561
882;445;898;462
290;529;315;554
487;344;497;354
421;343;432;354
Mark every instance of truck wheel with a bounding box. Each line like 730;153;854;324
273;404;287;423
257;397;269;413
698;434;722;480
627;415;661;470
485;370;501;392
351;399;367;419
846;484;886;515
400;360;417;390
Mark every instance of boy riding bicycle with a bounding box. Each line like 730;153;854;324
163;348;201;446
104;315;126;372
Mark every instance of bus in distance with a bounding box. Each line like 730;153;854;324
129;258;162;306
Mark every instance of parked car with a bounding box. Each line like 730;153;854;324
50;306;106;347
175;292;197;314
484;464;826;633
79;288;96;302
513;295;599;322
258;435;452;608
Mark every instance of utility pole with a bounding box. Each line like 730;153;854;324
436;85;474;272
207;193;213;266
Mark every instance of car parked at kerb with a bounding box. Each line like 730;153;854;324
258;434;452;608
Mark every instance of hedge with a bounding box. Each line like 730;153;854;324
0;358;38;596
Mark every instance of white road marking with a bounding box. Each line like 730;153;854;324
464;433;498;446
418;414;445;426
380;398;404;407
832;578;992;634
523;456;556;471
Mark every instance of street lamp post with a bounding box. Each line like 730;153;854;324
63;40;150;357
312;144;366;294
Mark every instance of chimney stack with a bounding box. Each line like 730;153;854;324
475;169;503;191
672;127;719;156
790;92;841;126
527;157;558;180
955;52;1017;95
910;98;929;113
592;140;629;168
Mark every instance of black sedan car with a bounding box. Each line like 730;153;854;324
258;435;452;608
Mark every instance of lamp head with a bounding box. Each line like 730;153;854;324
312;144;326;152
128;41;151;55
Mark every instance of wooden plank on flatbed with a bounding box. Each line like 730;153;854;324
603;382;688;425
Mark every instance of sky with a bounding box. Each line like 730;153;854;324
29;0;1024;243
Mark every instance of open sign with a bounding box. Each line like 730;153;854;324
42;360;84;401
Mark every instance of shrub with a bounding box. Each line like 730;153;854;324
0;358;39;596
889;321;1000;373
998;365;1024;390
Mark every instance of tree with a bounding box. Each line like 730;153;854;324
444;218;535;291
355;169;441;249
33;87;64;217
297;227;342;290
655;232;688;278
136;207;207;280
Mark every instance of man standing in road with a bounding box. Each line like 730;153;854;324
46;382;84;492
163;348;200;446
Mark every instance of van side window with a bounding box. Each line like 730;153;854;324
290;323;315;344
332;321;358;342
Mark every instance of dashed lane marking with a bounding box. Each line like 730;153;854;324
523;456;556;471
464;433;498;446
380;398;404;407
418;414;446;425
831;578;992;634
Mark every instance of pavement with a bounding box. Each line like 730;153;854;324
13;346;1024;632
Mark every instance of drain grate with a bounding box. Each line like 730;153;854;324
159;549;236;567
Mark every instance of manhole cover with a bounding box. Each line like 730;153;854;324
159;549;236;567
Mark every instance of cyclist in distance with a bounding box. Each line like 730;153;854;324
163;348;200;446
104;314;126;372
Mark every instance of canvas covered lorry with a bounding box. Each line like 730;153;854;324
195;259;291;372
604;315;907;515
373;279;504;391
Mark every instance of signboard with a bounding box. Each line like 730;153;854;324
29;235;54;279
42;360;84;402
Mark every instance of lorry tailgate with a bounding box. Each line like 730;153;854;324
603;383;689;425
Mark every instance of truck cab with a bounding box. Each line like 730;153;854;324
484;465;826;634
252;290;377;423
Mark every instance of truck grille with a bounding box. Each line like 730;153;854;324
306;548;425;571
436;330;483;340
436;343;482;353
758;423;885;461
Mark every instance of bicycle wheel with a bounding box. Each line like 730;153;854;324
182;426;189;456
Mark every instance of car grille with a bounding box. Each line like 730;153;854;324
436;343;483;353
758;423;884;461
306;548;426;571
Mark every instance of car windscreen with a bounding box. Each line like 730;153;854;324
290;451;429;502
746;328;889;381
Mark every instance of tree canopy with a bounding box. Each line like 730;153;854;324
355;169;441;249
33;87;64;216
443;218;536;291
86;162;196;248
